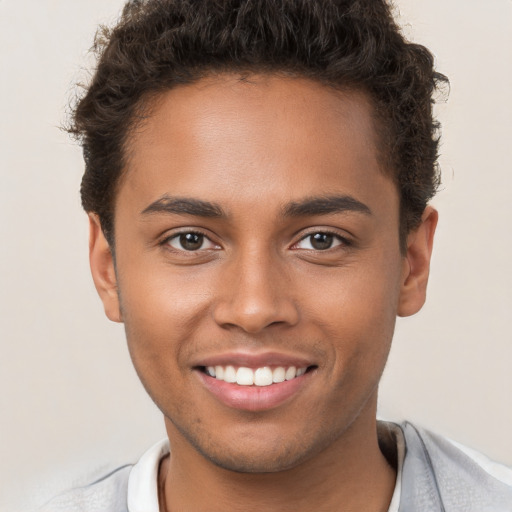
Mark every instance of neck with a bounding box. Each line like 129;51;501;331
159;399;396;512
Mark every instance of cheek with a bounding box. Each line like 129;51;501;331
118;252;215;325
304;257;402;327
116;261;215;377
302;257;402;372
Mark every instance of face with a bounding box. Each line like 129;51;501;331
90;74;436;473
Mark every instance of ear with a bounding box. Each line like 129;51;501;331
397;206;438;317
88;213;123;323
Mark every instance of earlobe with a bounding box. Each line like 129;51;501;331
397;206;438;317
88;214;123;323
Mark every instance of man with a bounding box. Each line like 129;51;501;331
43;0;512;510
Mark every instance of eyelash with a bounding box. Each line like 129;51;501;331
160;230;219;252
292;230;352;251
160;229;351;253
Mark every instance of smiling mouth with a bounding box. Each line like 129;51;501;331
199;365;317;386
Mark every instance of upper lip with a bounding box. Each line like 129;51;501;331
192;351;316;369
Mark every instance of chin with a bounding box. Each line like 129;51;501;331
173;418;337;474
198;445;309;474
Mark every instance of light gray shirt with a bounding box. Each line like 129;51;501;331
39;421;512;511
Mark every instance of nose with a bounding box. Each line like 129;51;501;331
212;248;300;333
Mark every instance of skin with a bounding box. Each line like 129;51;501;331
89;74;437;511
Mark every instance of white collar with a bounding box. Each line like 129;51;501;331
125;425;404;512
127;438;169;512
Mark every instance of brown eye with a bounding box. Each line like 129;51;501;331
180;233;204;250
166;232;218;251
295;232;344;251
310;233;334;250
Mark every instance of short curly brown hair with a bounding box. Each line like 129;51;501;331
69;0;447;249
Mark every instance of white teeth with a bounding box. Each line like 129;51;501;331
285;366;297;380
272;366;286;383
205;364;308;385
215;365;224;380
236;367;254;386
254;367;273;386
224;365;237;383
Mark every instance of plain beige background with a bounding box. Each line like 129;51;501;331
1;1;511;511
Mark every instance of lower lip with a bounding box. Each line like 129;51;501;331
196;371;311;412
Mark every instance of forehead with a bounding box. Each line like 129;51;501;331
119;74;395;216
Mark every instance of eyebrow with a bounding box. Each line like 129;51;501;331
140;194;372;219
141;195;226;218
283;195;372;217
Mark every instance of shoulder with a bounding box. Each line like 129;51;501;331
399;421;512;511
38;439;169;512
39;465;132;512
